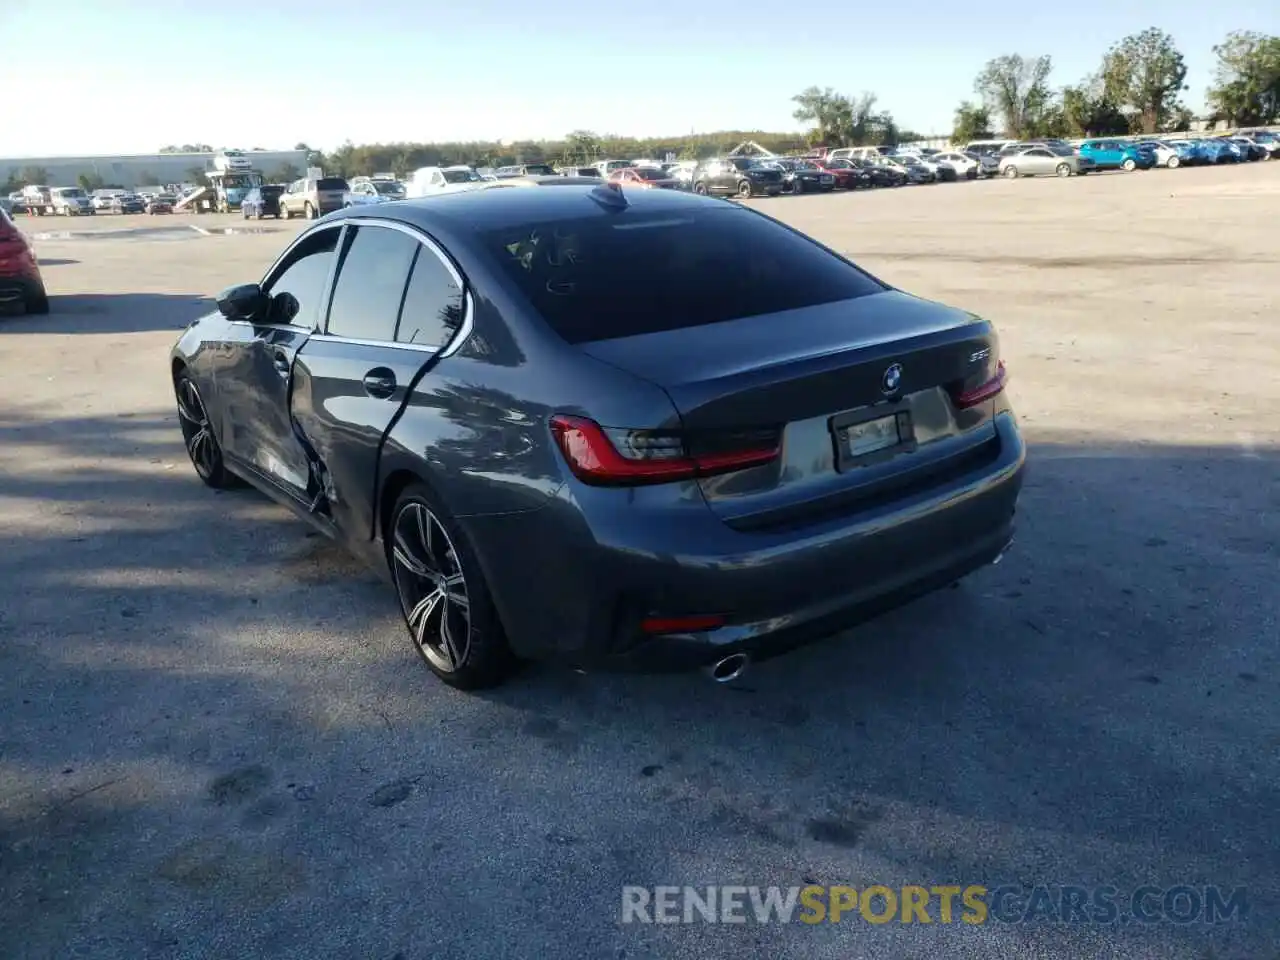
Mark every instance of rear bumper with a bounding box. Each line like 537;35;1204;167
468;411;1026;672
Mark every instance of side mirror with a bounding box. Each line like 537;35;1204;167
215;282;268;322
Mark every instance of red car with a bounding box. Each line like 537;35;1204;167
810;158;866;189
608;166;682;190
0;208;48;314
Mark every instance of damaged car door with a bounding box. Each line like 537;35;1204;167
217;223;341;506
289;220;465;553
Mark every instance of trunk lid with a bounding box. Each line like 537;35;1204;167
580;291;1002;530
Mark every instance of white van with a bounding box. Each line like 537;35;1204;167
963;140;1017;156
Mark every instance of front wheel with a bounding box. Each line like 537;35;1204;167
388;484;514;690
174;373;239;489
693;181;708;195
736;180;753;199
1056;163;1072;178
280;203;292;219
1122;158;1137;171
25;287;50;315
304;202;316;219
1167;155;1181;169
1003;165;1019;179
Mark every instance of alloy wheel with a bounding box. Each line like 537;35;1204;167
391;502;472;674
176;377;218;480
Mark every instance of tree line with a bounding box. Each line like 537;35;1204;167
3;29;1275;192
952;28;1280;144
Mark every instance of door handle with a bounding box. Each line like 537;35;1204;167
272;350;290;376
362;368;396;399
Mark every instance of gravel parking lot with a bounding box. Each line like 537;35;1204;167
2;165;1277;960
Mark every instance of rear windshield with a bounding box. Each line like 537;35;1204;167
523;164;556;175
316;178;348;191
484;207;885;344
633;168;667;181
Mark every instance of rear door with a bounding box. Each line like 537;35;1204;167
290;220;466;541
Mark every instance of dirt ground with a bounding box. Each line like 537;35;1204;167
1;164;1277;960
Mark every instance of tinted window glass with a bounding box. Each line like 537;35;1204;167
484;207;885;344
396;247;465;347
265;227;340;327
326;225;419;341
316;178;348;191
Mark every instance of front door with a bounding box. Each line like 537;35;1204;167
290;221;464;546
217;224;341;504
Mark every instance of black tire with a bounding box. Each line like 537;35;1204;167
1003;165;1019;179
693;181;708;196
280;203;292;220
1122;158;1137;172
174;371;240;489
304;202;316;220
1167;155;1180;169
387;482;514;690
736;180;753;199
1056;163;1072;178
25;288;50;315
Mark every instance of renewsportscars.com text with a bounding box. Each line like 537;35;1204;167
621;884;1247;926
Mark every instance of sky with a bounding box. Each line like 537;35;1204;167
1;0;1276;158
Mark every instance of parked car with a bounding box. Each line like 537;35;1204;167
146;194;175;214
560;167;603;179
1077;140;1155;171
242;185;285;219
1194;139;1237;164
847;158;907;187
1236;130;1280;158
6;192;26;215
692;157;784;198
999;145;1094;178
1131;141;1182;168
494;164;558;178
92;189;127;211
280;176;349;219
813;158;871;189
110;194;146;214
766;158;836;194
607;166;682;190
50;187;95;216
0;207;48;314
931;151;981;179
169;185;1025;689
405;166;483;198
899;153;958;182
662;161;697;187
877;155;934;184
347;177;406;206
1225;137;1267;162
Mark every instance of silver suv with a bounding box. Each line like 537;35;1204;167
279;176;349;219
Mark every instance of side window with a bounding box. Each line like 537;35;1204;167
325;225;419;342
430;172;445;186
263;227;340;327
396;244;465;348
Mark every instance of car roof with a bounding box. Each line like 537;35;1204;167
325;182;718;234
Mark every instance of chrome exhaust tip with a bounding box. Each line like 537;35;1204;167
707;652;750;683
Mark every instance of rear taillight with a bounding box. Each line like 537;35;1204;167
949;361;1008;410
550;415;779;486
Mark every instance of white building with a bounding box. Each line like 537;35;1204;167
0;149;311;189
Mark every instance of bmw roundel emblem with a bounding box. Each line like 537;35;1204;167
881;363;903;395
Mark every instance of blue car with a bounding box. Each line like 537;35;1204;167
241;185;284;219
1198;140;1239;164
1078;139;1156;172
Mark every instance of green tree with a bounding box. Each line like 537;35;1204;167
274;163;301;183
951;101;993;144
77;173;106;192
1206;31;1280;125
18;165;49;186
562;130;602;164
1059;80;1130;136
974;54;1054;139
1100;28;1187;134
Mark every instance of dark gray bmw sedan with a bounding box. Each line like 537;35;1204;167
171;182;1025;689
